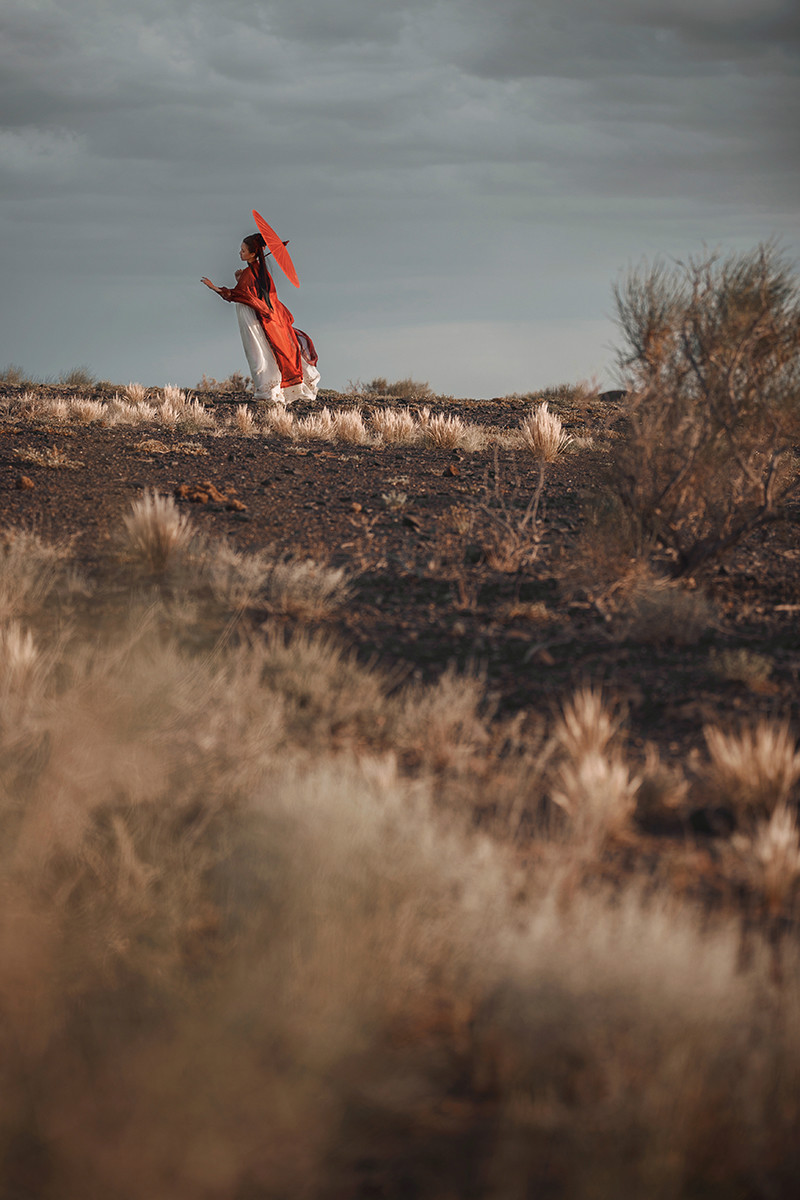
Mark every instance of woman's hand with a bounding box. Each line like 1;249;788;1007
234;268;244;281
200;277;220;292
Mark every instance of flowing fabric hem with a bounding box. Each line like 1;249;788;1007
235;303;319;406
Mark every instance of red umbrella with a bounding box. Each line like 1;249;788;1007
252;209;300;288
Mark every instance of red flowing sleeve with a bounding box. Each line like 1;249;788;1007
218;267;272;320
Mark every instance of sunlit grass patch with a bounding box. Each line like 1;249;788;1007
262;557;350;618
13;444;84;470
520;401;573;461
368;405;417;445
0;527;82;621
120;489;195;575
704;719;800;824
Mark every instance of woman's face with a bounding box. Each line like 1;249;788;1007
240;241;256;263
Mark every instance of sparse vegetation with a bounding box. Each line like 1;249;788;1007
2;249;800;1195
519;400;573;461
197;369;251;392
622;573;716;644
0;531;797;1195
59;364;95;387
613;243;800;575
13;444;85;469
704;718;800;824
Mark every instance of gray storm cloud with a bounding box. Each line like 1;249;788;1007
0;0;797;393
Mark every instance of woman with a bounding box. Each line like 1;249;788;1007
201;233;319;404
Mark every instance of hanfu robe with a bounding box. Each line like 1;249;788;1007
218;263;319;405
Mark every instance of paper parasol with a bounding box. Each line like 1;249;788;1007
252;209;300;287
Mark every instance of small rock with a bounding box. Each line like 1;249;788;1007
351;502;362;513
15;474;34;490
226;498;247;512
445;463;460;477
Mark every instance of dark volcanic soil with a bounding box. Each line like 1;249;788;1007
2;385;799;794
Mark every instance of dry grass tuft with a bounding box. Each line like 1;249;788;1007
554;686;619;760
124;381;148;404
297;407;334;440
552;749;641;844
710;646;774;686
98;394;156;426
622;575;715;644
262;404;297;438
520;401;573;461
551;688;638;844
162;384;187;405
420;411;467;449
120;490;195;575
0;541;797;1195
704;719;800;823
72;398;105;424
13;444;84;470
331;407;369;445
234;404;256;436
263;557;350;618
0;528;80;621
735;803;800;915
369;406;417;445
395;668;489;772
159;393;216;433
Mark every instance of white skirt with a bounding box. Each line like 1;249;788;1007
235;303;320;405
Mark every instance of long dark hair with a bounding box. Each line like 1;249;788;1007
243;233;272;307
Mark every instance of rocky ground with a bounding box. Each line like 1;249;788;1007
2;381;799;828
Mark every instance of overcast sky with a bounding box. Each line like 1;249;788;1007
1;0;798;397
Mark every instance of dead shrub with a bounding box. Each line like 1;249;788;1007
356;376;433;402
0;363;27;386
612;243;800;575
196;370;251;393
561;487;645;599
59;365;95;388
475;453;546;572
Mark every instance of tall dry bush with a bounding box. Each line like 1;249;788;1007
613;244;800;574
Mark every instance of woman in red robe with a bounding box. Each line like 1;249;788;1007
202;233;319;404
